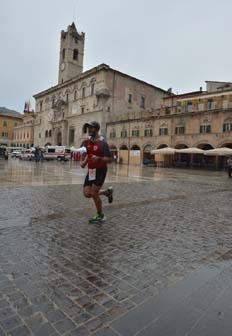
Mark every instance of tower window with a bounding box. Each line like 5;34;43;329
73;49;79;60
74;91;77;101
82;87;86;98
128;94;132;103
62;49;65;60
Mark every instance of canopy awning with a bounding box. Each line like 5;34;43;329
177;147;204;154
151;147;176;155
204;147;232;156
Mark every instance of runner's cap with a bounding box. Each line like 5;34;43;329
83;121;100;133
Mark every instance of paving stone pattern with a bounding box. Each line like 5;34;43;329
0;162;232;335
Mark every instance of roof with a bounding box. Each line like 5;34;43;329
205;80;232;84
34;63;171;98
0;107;23;119
163;91;205;100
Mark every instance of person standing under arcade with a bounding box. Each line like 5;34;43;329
81;121;113;223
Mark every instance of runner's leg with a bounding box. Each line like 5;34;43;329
91;184;103;214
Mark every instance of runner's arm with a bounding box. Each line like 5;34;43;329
80;140;88;168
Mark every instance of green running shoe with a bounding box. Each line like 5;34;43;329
107;186;113;204
89;213;106;224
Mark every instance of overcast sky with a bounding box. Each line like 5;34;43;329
1;0;232;113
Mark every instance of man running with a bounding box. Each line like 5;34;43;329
81;121;113;223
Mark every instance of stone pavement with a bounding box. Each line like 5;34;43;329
0;159;232;335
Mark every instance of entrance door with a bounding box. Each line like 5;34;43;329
57;132;62;146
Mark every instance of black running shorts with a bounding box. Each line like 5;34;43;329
84;166;107;187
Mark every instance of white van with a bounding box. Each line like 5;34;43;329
19;149;34;160
43;146;71;161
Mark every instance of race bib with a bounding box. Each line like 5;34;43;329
88;168;96;181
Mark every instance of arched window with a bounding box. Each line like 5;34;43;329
49;130;52;137
90;78;96;96
90;83;95;96
62;49;65;60
81;82;87;98
73;49;78;60
45;130;48;138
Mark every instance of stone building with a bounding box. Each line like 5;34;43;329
12;110;35;148
106;81;232;165
159;82;232;151
0;107;23;148
33;23;170;148
33;22;232;167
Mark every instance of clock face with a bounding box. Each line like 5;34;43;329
60;62;65;71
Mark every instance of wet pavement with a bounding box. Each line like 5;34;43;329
0;159;232;335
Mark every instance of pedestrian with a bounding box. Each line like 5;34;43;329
227;156;232;178
34;146;40;162
81;121;113;223
40;148;44;162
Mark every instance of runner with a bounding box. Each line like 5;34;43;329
81;121;113;223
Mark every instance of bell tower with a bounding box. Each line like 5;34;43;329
58;22;85;84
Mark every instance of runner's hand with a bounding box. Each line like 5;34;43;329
80;162;86;168
91;155;100;162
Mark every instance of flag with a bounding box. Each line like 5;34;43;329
24;100;31;112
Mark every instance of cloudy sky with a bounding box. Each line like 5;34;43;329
1;0;232;112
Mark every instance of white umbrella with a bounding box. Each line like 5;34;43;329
177;147;204;154
151;147;176;155
204;147;232;156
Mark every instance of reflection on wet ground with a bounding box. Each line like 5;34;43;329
0;158;227;187
0;159;232;335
